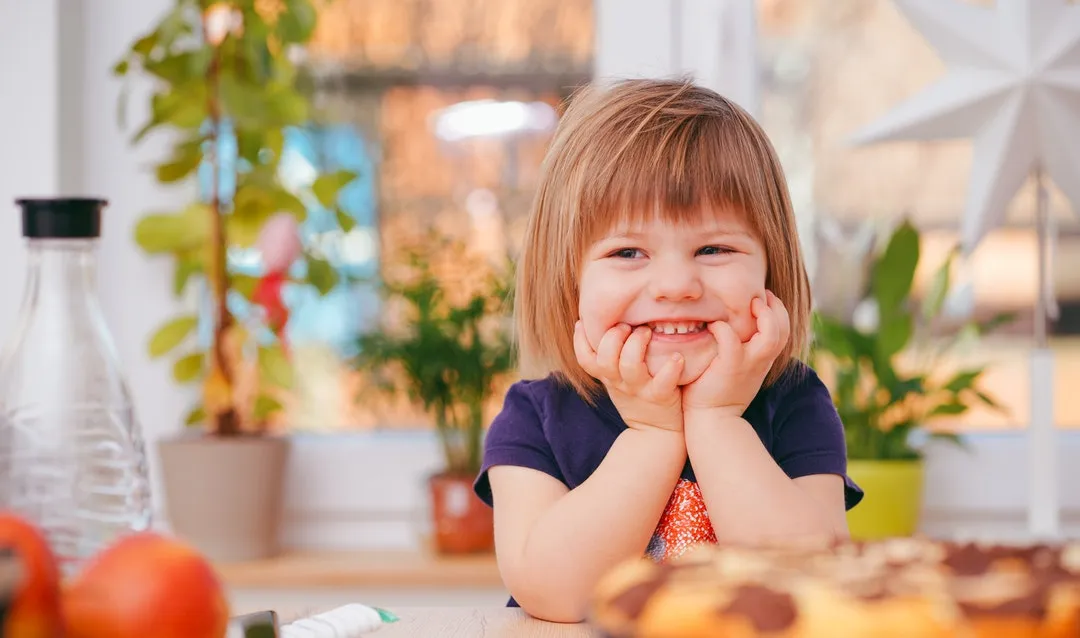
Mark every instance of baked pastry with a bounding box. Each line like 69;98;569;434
940;542;1080;638
589;537;1080;638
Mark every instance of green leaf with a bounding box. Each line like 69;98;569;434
133;204;210;254
271;188;308;220
944;369;982;393
975;390;1007;412
259;344;294;389
812;313;873;361
278;0;318;43
143;52;198;85
929;402;968;417
875;312;913;359
921;246;955;321
872;220;920;312
336;208;357;232
172;352;205;383
131;32;158;57
312;170;358;208
268;89;309;127
113;58;130;76
149;315;199;358
184;405;206;427
307;257;338;295
254;394;284;421
155;148;203;183
173;256;202;297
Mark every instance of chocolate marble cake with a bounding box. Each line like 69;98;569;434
589;538;1080;638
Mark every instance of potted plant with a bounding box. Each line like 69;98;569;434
113;0;357;560
352;231;515;554
810;218;1012;539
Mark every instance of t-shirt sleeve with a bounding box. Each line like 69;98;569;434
473;381;565;507
772;366;864;510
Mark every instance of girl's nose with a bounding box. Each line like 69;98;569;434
649;258;703;301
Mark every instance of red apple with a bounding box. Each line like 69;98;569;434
62;531;229;638
0;512;64;638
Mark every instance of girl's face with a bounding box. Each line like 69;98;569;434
577;210;768;386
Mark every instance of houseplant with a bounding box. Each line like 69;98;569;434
113;0;357;560
352;231;515;554
810;218;1012;539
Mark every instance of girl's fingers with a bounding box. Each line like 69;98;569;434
648;352;684;396
769;291;791;351
747;292;790;362
573;321;604;379
594;323;631;380
618;326;652;387
707;320;742;360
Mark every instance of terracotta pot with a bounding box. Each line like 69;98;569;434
158;432;290;562
428;472;494;554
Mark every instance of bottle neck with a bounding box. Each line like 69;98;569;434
21;238;101;315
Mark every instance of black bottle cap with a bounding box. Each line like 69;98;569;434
15;197;106;239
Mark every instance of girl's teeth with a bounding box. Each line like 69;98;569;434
650;321;705;335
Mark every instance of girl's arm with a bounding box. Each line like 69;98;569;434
487;427;685;624
683;410;848;547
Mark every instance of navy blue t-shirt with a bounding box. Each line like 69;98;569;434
473;360;863;606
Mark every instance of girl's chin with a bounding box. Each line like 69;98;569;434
645;343;716;386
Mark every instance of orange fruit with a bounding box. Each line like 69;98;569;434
63;531;229;638
0;511;64;638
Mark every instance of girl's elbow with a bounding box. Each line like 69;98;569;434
520;600;587;625
505;575;590;624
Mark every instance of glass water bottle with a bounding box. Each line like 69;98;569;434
0;198;152;574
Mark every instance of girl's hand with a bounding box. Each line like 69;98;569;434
574;321;685;432
682;291;790;417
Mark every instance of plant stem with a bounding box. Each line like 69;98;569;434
205;21;239;437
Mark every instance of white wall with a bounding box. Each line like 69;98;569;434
0;0;60;338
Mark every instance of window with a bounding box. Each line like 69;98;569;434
199;0;595;432
756;0;1080;430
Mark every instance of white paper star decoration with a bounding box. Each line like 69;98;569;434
850;0;1080;254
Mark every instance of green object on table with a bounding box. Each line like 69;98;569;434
845;459;924;540
376;607;399;623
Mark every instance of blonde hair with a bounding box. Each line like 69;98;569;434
515;78;812;401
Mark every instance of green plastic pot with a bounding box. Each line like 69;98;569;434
845;459;924;540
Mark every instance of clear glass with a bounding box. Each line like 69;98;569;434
0;238;152;574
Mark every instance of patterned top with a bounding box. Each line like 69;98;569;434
646;479;717;562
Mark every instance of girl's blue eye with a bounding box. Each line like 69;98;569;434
698;245;733;256
610;248;642;259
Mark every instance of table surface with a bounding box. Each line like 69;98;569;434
286;607;602;637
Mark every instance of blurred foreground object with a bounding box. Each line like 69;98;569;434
0;512;63;638
591;537;1080;638
62;531;229;638
0;198;152;574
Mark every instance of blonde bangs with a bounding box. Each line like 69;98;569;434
515;78;812;401
574;102;770;254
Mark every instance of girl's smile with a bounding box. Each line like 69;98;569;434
578;212;767;385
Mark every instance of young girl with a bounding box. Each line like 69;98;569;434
472;78;863;623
